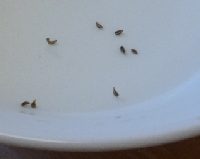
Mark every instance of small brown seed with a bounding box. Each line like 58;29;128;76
131;49;138;54
46;38;57;45
115;30;123;36
96;22;103;29
31;100;37;108
120;46;126;54
113;87;119;97
21;101;30;107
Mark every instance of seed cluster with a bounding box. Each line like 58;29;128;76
19;20;140;108
21;99;37;109
96;22;140;97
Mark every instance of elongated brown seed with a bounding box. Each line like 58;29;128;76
113;87;119;97
46;38;57;45
131;49;138;54
120;46;126;54
115;30;123;36
21;101;30;107
96;22;103;29
31;100;37;108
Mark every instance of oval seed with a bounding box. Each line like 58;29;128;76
131;49;138;55
120;46;126;54
113;87;119;97
46;38;57;45
21;101;30;107
115;30;123;36
31;100;37;108
96;22;103;29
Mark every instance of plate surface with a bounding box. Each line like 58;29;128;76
0;0;200;151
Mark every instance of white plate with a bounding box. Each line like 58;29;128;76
0;0;200;151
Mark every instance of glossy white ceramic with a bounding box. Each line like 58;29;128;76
0;0;200;151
